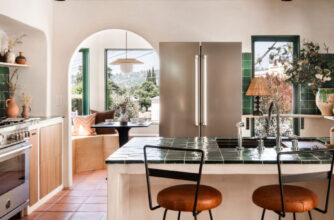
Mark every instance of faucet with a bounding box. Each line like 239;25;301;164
236;122;244;150
267;101;283;151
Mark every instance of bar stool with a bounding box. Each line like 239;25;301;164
252;149;334;220
144;145;222;220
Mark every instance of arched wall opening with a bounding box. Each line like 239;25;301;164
67;29;159;183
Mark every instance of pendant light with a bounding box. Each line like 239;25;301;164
110;32;143;74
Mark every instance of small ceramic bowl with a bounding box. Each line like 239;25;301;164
105;119;114;124
130;118;138;123
138;118;146;124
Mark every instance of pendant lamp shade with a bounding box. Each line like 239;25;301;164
109;32;143;74
120;63;133;74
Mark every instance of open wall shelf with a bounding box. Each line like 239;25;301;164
0;62;29;68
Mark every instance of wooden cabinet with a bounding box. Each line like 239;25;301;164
39;123;63;199
29;129;39;206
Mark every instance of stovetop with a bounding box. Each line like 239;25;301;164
0;118;25;128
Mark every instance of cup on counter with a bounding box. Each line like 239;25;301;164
105;119;114;124
130;118;138;124
138;118;146;124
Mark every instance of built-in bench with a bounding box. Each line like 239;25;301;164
72;133;158;173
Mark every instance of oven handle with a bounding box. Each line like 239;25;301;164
0;144;32;159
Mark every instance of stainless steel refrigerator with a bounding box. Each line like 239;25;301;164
159;42;242;137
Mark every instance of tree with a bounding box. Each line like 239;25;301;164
151;67;157;85
146;69;152;82
135;81;159;111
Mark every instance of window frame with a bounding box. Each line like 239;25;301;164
104;48;158;111
251;35;300;136
79;48;90;115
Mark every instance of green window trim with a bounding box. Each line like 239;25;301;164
79;48;90;115
251;35;300;136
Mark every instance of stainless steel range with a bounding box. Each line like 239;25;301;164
0;119;31;220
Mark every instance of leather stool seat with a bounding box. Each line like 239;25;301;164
252;185;318;213
157;184;222;212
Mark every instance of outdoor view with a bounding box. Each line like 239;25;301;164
106;49;160;121
253;41;294;136
71;51;83;115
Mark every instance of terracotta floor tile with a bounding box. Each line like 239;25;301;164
47;204;81;212
35;203;53;212
75;183;100;190
92;190;107;197
36;212;73;220
56;196;88;204
45;195;63;204
77;204;107;212
70;212;105;220
67;190;93;197
85;196;107;204
17;170;108;219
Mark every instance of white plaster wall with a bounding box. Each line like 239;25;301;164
0;0;53;116
79;29;153;111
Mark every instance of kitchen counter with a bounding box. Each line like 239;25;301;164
106;137;331;165
106;137;334;220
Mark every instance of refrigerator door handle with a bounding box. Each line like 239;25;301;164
203;54;208;126
195;55;199;126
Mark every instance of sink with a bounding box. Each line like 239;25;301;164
216;138;277;148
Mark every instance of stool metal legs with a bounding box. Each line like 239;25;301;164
209;210;213;220
308;211;312;220
260;209;313;220
163;209;168;220
161;209;214;220
261;209;266;220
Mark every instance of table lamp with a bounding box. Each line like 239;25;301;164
246;77;270;116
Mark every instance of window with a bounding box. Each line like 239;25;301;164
252;36;300;136
105;49;160;121
71;48;89;115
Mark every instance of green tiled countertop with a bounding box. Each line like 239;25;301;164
105;137;332;165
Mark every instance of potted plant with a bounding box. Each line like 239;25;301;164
284;41;334;115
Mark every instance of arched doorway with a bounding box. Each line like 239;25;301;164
68;29;159;184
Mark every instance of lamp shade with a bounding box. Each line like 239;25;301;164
246;77;270;96
120;63;133;74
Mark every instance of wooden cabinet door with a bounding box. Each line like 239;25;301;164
29;129;39;206
40;123;63;199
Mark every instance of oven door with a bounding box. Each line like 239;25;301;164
0;142;31;219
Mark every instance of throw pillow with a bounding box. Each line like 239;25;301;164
72;114;96;136
90;109;117;134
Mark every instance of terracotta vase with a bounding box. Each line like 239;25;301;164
21;105;31;118
316;88;334;116
5;97;19;118
15;52;26;64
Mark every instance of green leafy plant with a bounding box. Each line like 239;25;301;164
284;41;334;94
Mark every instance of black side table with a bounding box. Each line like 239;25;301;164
92;122;152;147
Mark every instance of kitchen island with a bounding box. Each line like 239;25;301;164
106;137;334;220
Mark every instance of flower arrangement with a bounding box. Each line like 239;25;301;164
7;69;19;97
8;34;26;50
284;41;334;94
20;92;32;107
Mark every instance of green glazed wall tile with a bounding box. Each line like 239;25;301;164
0;67;9;117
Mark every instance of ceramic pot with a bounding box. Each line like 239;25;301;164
6;50;16;64
21;105;31;118
5;97;19;118
15;52;26;64
316;88;334;116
